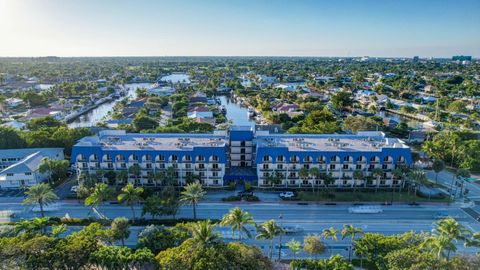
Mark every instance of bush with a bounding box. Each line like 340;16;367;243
243;195;260;202
222;195;242;202
290;255;353;270
245;182;252;191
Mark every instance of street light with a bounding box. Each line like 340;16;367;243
277;214;283;262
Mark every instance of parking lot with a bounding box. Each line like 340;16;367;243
0;189;25;197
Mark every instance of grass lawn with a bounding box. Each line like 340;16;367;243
297;190;451;203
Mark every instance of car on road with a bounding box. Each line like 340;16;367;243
70;185;78;193
279;191;295;198
237;190;253;197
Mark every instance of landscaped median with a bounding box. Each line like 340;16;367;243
280;190;452;203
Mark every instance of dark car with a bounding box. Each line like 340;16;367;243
237;190;253;197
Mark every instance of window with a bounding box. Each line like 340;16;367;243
369;164;374;169
213;172;218;177
330;156;337;162
146;163;152;169
382;164;388;169
6;173;13;176
303;164;309;169
213;179;219;185
25;172;32;175
330;164;336;170
343;164;349;170
277;164;283;170
240;141;246;147
277;156;284;162
356;164;362;170
184;155;191;161
212;163;219;169
107;163;113;169
263;156;270;162
185;163;191;169
198;163;205;169
240;155;245;161
263;164;269;169
303;180;309;185
343;156;350;162
241;148;246;154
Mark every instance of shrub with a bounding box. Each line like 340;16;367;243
222;195;242;202
243;195;260;202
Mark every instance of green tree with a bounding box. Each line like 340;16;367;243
286;239;301;259
141;195;163;219
256;219;283;261
432;159;445;185
341;224;363;261
303;234;326;259
137;224;189;254
372;167;384;192
84;183;113;218
117;183;144;220
188;220;220;247
23;183;58;218
51;223;67;238
110;217;131;247
409;169;428;202
322;227;340;255
430;218;471;260
220;207;255;240
180;181;206;220
331;91;353;111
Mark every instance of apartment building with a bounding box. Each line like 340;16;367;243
71;127;412;188
71;130;228;187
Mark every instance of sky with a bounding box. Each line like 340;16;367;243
0;0;479;57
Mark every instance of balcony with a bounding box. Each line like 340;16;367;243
195;167;207;171
259;168;273;171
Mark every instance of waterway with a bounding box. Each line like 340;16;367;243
377;111;424;129
68;83;152;128
218;96;255;127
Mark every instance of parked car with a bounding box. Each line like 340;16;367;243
237;190;253;197
279;191;295;198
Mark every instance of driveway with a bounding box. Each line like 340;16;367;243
204;190;282;202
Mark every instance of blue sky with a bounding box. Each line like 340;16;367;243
0;0;479;57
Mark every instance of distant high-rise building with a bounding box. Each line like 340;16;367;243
413;56;419;62
452;55;472;61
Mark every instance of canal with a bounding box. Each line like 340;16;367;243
218;96;256;127
68;83;152;128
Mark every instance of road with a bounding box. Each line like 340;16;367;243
2;198;479;258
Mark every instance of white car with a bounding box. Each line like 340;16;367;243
70;185;78;192
279;191;295;198
348;205;383;214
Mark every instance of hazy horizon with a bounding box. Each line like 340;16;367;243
1;0;479;58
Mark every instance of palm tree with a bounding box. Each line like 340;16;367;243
409;169;427;202
15;217;53;235
322;227;339;255
188;220;219;247
220;207;255;240
256;219;283;261
353;169;364;193
432;218;470;260
421;235;456;259
38;158;52;185
180;181;206;220
116;170;128;186
299;167;309;187
432;159;445;185
464;232;480;248
341;224;363;261
309;167;321;193
372;168;383;193
286;239;301;259
23;183;58;218
51;223;67;238
117;183;144;220
128;164;141;185
85;183;113;218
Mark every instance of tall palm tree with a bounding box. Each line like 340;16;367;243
15;217;53;235
322;227;339;255
23;183;58;218
188;220;219;247
409;169;428;202
309;167;321;193
220;207;255;240
372;168;383;193
180;181;206;220
256;219;283;261
85;183;113;218
432;218;470;260
299;167;309;187
117;183;144;220
128;164;141;185
353;169;364;193
341;224;363;261
421;235;456;259
116;170;128;186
